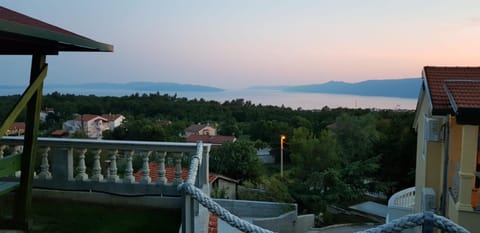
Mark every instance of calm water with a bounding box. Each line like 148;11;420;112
0;87;416;110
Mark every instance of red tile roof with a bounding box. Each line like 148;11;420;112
186;135;236;144
423;66;480;114
444;81;480;110
100;114;124;121
51;129;66;136
133;163;236;184
133;163;212;183
74;114;107;122
8;122;25;131
185;124;210;133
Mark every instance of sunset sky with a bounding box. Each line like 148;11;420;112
2;1;480;89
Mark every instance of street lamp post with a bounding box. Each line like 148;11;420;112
280;135;286;177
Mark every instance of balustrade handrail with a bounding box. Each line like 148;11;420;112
388;187;415;208
1;136;202;152
1;136;212;198
2;136;273;232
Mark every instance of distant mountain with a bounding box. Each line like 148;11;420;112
45;82;225;92
283;78;422;99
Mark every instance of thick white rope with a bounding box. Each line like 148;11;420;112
179;183;274;233
179;141;274;233
182;142;469;233
356;212;470;233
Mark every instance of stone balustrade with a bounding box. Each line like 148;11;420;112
0;136;210;198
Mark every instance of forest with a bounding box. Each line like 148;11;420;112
0;92;417;221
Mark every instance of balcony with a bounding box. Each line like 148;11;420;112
0;136;210;232
1;136;309;233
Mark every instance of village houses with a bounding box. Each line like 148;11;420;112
62;114;125;139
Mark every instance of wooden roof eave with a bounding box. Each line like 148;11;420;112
0;18;113;55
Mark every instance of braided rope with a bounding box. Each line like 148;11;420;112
180;141;274;233
182;143;470;233
179;183;274;233
357;212;470;233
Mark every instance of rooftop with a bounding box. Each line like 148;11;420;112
0;6;113;54
186;135;236;144
422;66;480;124
423;66;480;115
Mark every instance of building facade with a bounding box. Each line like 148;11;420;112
413;66;480;232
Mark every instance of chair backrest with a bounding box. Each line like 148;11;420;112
0;153;21;177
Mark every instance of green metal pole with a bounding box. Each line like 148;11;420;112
14;54;46;231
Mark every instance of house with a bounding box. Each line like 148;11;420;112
133;163;238;199
257;148;274;164
63;114;108;138
186;135;236;144
412;66;480;232
210;174;239;199
184;123;217;137
39;108;55;122
101;114;125;130
5;122;25;136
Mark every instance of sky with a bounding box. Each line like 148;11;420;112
2;1;480;89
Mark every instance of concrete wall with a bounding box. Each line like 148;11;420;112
212;179;237;199
293;214;315;233
214;199;295;218
253;211;296;233
457;209;480;232
414;94;429;213
215;199;314;233
33;189;181;209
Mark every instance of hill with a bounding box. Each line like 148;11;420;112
45;82;225;92
282;78;421;99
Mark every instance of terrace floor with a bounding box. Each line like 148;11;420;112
0;195;181;233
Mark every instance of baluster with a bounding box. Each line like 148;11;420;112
140;151;152;184
156;152;167;184
0;145;5;159
75;148;89;181
37;147;52;179
174;152;184;184
108;150;119;182
13;145;23;155
123;150;135;184
91;149;104;182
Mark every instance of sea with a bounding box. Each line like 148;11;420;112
0;87;417;110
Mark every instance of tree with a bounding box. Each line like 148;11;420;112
288;127;344;213
209;140;263;182
289;128;339;179
332;113;384;193
333;113;381;162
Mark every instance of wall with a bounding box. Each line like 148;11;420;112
214;199;295;218
33;189;181;209
214;199;305;233
458;209;480;232
414;94;429;213
293;214;315;233
213;179;237;199
425;142;443;206
253;211;296;233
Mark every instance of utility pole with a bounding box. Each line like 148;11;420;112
280;135;286;177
